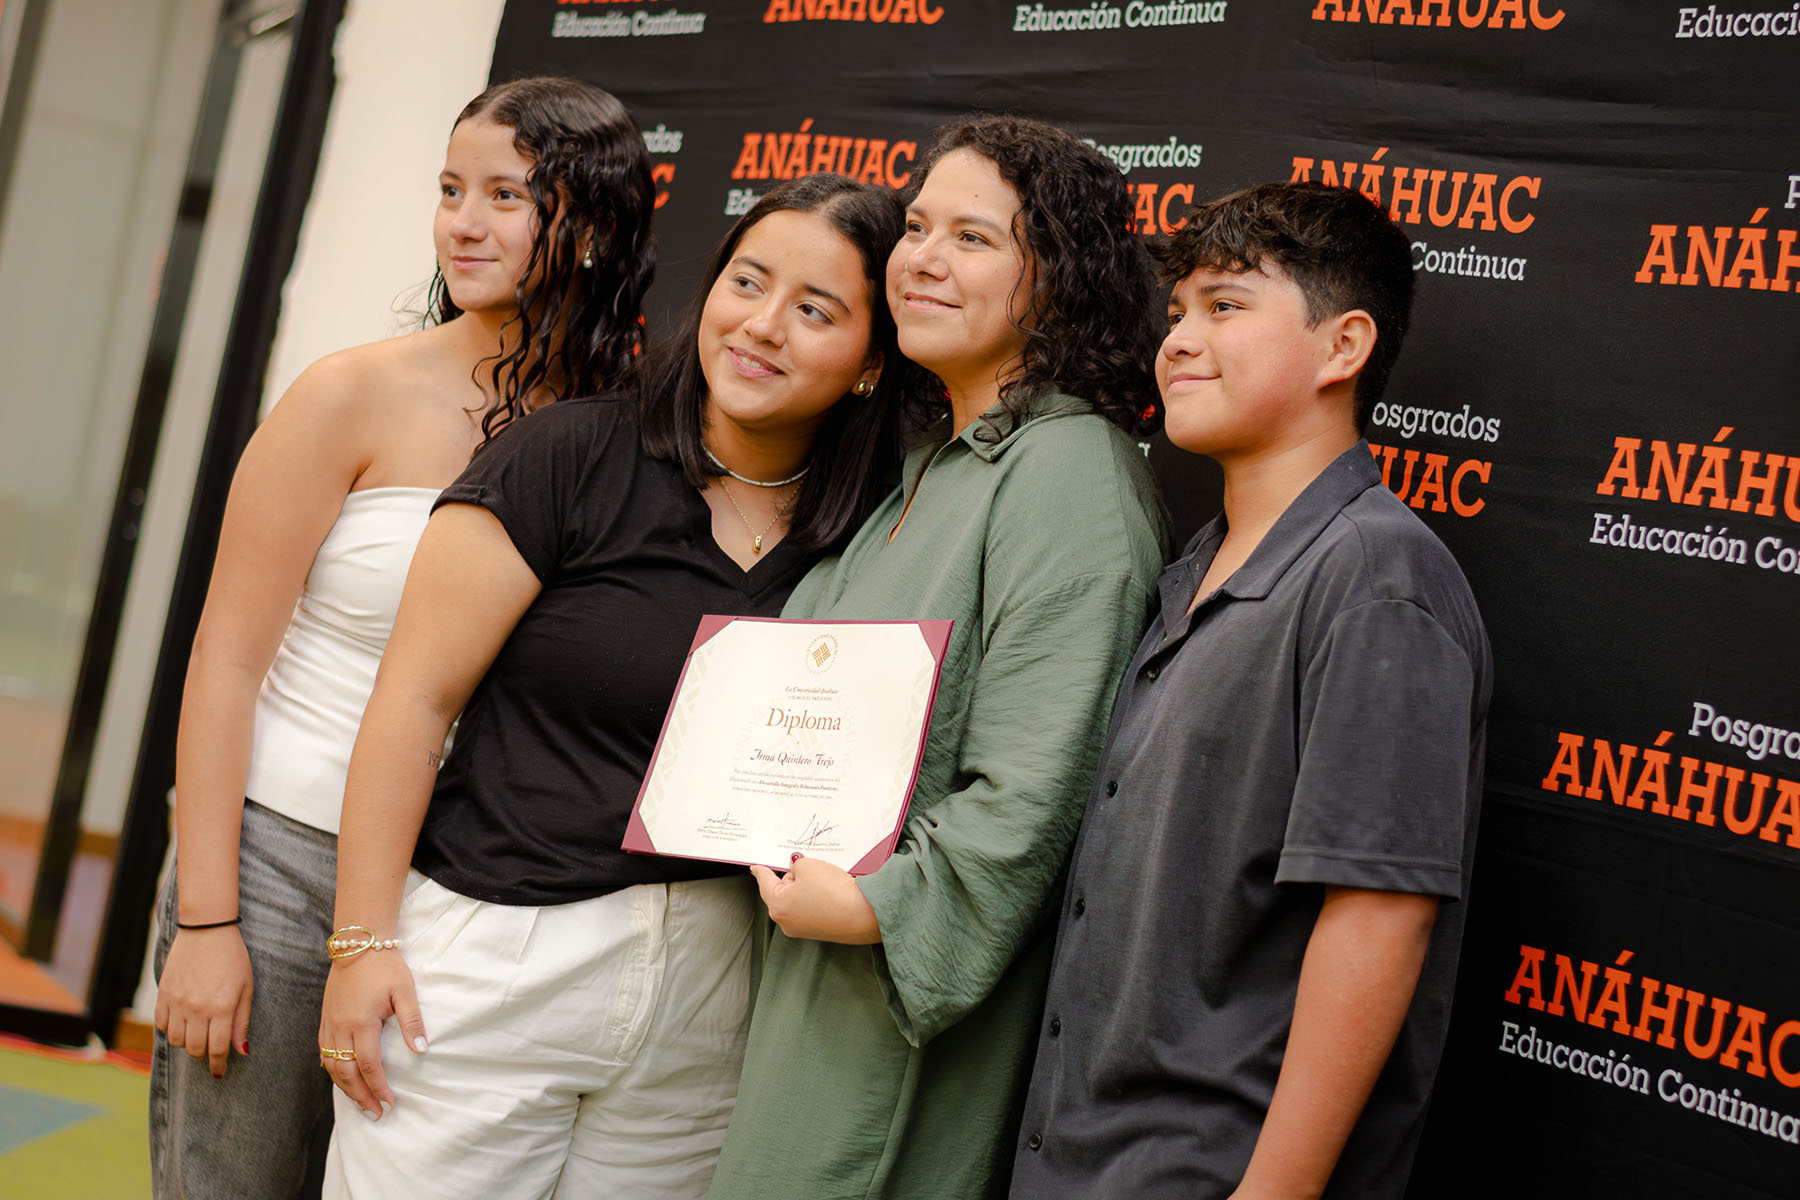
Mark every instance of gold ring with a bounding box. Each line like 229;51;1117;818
319;1046;357;1062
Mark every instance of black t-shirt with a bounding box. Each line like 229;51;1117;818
412;394;814;905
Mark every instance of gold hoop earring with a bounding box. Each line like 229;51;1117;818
852;379;875;397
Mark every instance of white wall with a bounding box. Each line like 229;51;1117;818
261;0;508;414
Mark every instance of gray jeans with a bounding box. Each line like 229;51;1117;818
150;800;336;1199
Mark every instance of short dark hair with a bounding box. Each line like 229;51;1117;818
909;114;1162;439
429;76;657;448
1158;181;1414;429
638;174;914;551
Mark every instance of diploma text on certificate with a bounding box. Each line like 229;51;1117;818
767;706;843;734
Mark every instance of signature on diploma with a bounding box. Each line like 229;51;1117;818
794;812;839;848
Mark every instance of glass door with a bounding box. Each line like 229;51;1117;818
0;0;307;1029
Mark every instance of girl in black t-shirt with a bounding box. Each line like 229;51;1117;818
316;175;908;1198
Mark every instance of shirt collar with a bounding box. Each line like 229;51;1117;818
1158;442;1381;633
1219;442;1382;600
950;390;1090;463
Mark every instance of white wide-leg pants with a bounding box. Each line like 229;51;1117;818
324;871;755;1199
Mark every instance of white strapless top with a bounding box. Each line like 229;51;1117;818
243;486;436;834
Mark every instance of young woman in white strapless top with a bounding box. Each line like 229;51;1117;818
148;76;657;1199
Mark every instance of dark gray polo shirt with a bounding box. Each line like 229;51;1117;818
1010;444;1491;1200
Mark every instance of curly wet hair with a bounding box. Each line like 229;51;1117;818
426;76;657;448
906;114;1162;439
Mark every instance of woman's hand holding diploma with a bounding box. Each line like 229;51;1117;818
752;856;882;944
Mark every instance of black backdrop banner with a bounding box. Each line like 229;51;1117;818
490;3;1799;1193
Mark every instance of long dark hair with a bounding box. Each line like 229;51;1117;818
907;114;1162;439
427;76;657;447
638;174;913;551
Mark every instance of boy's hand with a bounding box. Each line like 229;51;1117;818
751;857;882;944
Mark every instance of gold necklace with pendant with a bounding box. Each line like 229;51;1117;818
717;478;783;555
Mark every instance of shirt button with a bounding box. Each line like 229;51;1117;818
1073;897;1086;917
1145;665;1161;680
1049;1017;1062;1036
1028;1133;1043;1151
1105;780;1118;797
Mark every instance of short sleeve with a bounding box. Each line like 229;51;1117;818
434;401;609;582
1276;598;1475;900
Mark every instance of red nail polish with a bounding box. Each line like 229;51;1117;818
238;1039;249;1055
212;1071;223;1080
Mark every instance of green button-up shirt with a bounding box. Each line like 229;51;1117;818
709;393;1170;1199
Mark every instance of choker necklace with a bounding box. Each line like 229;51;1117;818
703;443;810;488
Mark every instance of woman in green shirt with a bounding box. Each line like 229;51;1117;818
709;115;1172;1199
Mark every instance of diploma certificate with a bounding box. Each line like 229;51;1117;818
623;616;952;874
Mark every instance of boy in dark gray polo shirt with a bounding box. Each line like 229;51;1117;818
1010;182;1491;1199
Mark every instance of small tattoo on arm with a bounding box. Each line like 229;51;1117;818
427;750;444;770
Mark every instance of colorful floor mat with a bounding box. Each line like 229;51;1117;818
0;1035;148;1198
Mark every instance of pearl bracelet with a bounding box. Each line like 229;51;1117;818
326;925;401;961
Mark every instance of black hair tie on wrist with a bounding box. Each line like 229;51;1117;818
175;917;241;930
